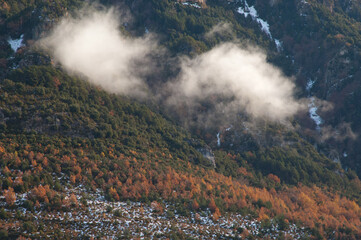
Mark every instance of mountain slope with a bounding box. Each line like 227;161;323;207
1;0;361;239
247;0;361;175
1;63;360;239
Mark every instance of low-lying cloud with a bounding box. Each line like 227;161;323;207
205;22;234;39
168;43;301;121
41;8;156;97
41;8;302;123
320;122;357;142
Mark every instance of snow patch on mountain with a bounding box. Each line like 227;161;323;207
305;79;323;131
8;34;24;52
217;132;221;147
5;186;309;239
237;1;271;37
306;78;315;93
274;39;283;51
237;1;282;51
308;97;323;131
182;2;202;8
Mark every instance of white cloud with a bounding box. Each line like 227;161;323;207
41;8;302;123
169;43;301;121
205;22;233;39
41;8;157;97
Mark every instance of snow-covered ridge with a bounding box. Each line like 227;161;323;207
237;1;282;51
8;34;24;52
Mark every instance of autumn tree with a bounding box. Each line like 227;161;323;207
208;198;217;213
109;187;120;201
192;199;199;210
69;193;78;207
5;187;16;206
151;201;163;214
267;174;281;184
212;207;221;221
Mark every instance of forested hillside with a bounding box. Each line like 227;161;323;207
1;0;361;239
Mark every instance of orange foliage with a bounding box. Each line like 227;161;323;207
14;177;23;186
192;199;199;210
237;167;249;176
42;157;48;167
151;201;163;214
31;159;37;167
110;161;361;233
53;77;61;89
28;151;34;160
258;207;269;221
1;138;360;236
5;187;16;206
29;185;57;204
267;174;281;184
212;207;221;221
15;157;21;166
69;193;78;206
3;166;10;175
208;198;217;213
109;187;120;201
0;145;5;153
70;175;76;184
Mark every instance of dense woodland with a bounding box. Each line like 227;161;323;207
1;0;361;239
1;65;361;238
